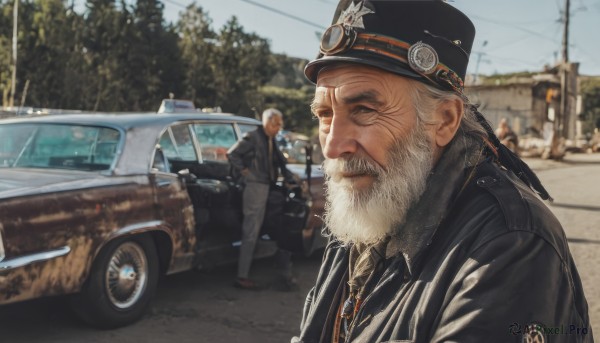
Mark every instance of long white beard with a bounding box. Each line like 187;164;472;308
322;125;434;245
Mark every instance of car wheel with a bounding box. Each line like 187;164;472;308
70;235;159;329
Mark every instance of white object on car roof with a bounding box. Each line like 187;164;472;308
157;99;196;113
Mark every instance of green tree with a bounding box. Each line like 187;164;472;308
261;54;315;134
260;85;316;135
0;1;14;106
1;0;37;108
269;54;311;89
60;5;88;110
0;34;11;106
17;0;86;108
211;16;275;116
83;0;129;111
177;3;216;108
124;0;182;111
0;1;316;119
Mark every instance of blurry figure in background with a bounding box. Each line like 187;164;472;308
227;108;298;290
495;118;519;155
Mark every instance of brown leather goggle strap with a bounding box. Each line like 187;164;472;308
350;33;464;93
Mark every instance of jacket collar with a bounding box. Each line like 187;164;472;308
385;133;484;276
258;125;276;142
258;125;268;139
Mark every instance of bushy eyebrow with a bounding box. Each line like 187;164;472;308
341;90;384;107
311;90;384;115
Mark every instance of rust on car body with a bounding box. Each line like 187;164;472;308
0;113;325;322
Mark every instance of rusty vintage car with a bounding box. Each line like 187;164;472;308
0;113;325;328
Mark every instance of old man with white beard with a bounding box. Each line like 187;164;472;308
293;1;593;342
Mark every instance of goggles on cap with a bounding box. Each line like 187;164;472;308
318;24;465;94
320;24;358;55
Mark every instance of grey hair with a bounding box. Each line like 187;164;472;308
262;108;283;125
408;80;487;141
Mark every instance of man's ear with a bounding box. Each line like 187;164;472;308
432;98;464;148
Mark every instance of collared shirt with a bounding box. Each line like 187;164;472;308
268;137;275;182
332;240;389;342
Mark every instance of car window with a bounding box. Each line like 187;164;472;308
0;123;120;171
152;148;170;173
159;125;198;161
238;124;258;136
193;123;237;162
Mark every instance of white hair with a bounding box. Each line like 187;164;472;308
262;108;283;125
407;80;487;140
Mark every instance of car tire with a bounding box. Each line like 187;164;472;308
70;235;159;329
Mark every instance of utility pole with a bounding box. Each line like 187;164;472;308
10;0;18;108
562;0;570;63
551;0;570;160
473;40;488;84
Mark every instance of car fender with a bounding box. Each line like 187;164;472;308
89;221;176;277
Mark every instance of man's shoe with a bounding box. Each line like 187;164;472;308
233;277;260;290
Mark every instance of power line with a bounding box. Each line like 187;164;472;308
483;22;561;54
470;14;560;44
239;0;326;30
160;0;329;30
483;54;547;68
570;39;600;66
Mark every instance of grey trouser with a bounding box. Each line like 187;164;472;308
237;182;270;279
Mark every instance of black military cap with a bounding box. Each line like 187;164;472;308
305;0;475;94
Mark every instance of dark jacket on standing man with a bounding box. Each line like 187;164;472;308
227;126;293;185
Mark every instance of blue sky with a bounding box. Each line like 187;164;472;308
156;0;600;77
73;0;600;76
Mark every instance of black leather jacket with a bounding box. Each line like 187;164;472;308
227;126;292;185
293;139;592;343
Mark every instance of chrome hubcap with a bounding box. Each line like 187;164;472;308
105;241;148;309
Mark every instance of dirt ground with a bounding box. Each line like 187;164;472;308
0;253;322;343
1;153;598;342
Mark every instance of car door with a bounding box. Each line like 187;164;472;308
156;124;209;238
190;122;242;242
158;122;239;244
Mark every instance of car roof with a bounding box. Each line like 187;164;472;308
0;112;262;129
0;112;262;176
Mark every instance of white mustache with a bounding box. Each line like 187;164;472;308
323;156;383;182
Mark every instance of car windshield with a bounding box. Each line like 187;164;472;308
0;123;121;171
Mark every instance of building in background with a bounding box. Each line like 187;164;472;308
465;64;595;156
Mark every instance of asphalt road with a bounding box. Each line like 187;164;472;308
524;153;600;334
1;153;598;342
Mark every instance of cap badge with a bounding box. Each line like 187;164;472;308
407;42;439;75
337;1;374;29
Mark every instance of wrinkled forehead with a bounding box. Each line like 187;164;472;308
314;63;411;103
